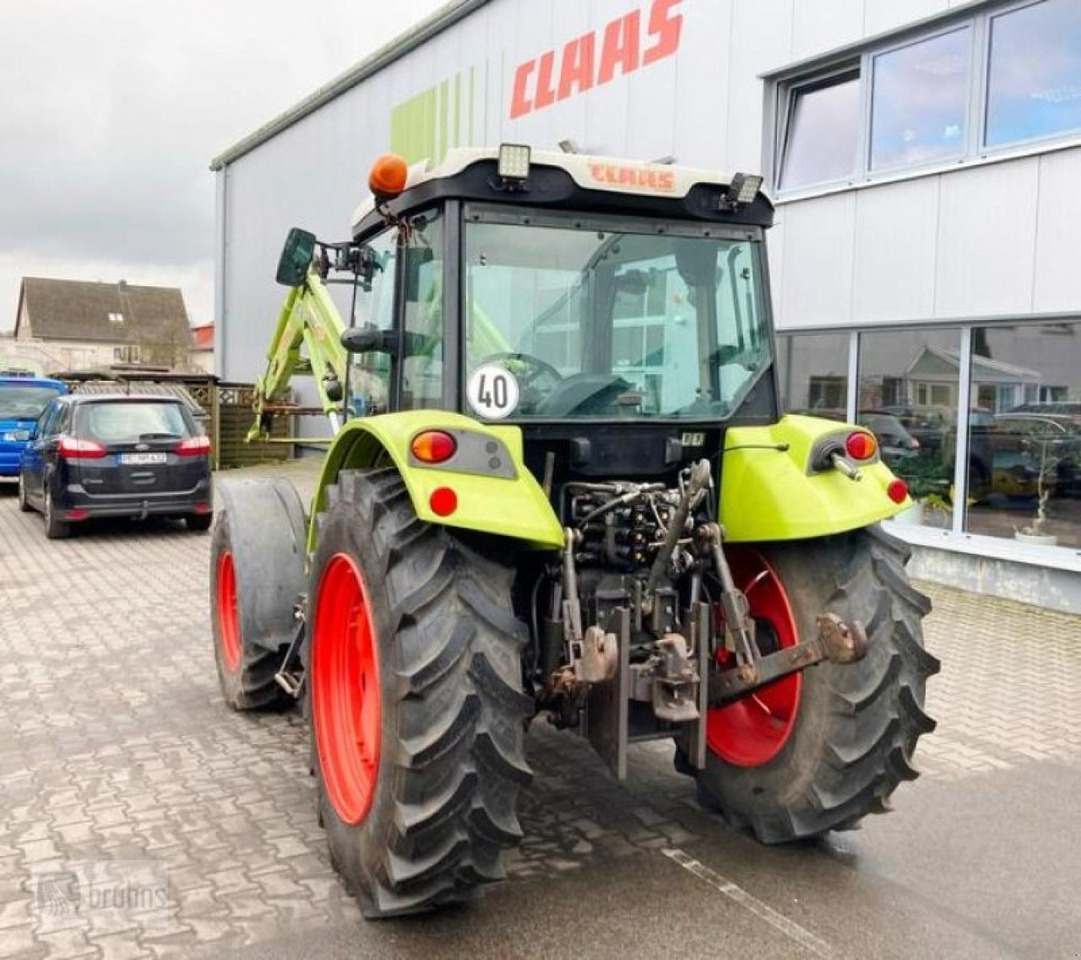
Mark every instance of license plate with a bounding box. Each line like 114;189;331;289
120;452;167;465
2;430;29;442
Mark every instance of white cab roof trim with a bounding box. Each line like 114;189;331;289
351;148;742;229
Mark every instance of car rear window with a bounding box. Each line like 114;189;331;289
0;385;61;420
79;402;189;444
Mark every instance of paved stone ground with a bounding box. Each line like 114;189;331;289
1;463;1079;959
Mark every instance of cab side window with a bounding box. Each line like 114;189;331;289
349;231;398;415
400;210;445;411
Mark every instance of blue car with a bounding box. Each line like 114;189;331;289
0;376;67;477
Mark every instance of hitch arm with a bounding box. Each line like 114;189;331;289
709;613;867;704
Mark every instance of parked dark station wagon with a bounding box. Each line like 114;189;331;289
17;394;213;538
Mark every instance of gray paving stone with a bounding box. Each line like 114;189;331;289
2;467;1080;956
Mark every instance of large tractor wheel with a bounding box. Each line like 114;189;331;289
695;526;939;843
307;468;532;918
209;479;308;711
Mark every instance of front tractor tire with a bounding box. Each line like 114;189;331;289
209;479;308;711
308;468;532;919
695;526;939;843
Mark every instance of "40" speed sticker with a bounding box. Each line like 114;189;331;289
467;364;520;420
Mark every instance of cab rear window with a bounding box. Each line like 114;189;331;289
79;402;190;444
0;386;61;420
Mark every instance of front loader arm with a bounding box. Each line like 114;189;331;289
247;268;350;442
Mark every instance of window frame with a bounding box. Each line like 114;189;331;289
775;63;863;193
769;0;1081;198
982;0;1081;154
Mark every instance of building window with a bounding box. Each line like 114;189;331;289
777;332;850;418
964;322;1081;548
779;69;861;191
772;0;1081;193
108;312;124;324
114;345;140;363
870;28;971;172
859;328;962;530
986;0;1081;148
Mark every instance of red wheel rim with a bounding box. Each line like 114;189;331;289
312;554;381;825
216;551;241;672
706;549;801;768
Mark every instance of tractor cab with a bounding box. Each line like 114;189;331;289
282;145;778;481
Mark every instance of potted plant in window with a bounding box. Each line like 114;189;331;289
1014;435;1059;547
892;456;952;527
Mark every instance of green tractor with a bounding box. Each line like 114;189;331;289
210;144;938;918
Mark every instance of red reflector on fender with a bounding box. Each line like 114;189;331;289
887;479;909;504
429;487;457;517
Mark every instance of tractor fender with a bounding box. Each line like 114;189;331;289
721;414;910;542
216;477;308;652
307;410;564;552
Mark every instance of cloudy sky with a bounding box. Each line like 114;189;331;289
0;0;446;332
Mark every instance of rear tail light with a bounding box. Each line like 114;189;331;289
65;508;90;522
175;435;212;457
58;436;107;460
845;431;877;460
411;430;457;464
887;479;909;504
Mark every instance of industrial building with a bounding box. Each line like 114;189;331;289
212;0;1081;610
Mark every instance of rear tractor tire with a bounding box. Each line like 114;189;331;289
694;526;939;843
209;479;307;710
307;468;532;918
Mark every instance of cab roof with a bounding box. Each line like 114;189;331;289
351;147;773;239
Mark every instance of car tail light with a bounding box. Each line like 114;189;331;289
411;430;457;464
887;479;909;504
192;502;212;515
175;435;212;457
845;431;877;460
65;508;90;522
58;436;107;460
429;486;458;516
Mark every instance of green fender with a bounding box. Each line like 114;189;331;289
308;410;563;552
721;415;911;542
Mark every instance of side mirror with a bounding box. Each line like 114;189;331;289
276;228;317;287
27;424;38;440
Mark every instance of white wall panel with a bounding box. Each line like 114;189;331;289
852;176;939;323
791;0;864;62
863;0;949;38
777;192;856;329
1033;148;1081;314
671;0;731;169
725;0;794;173
934;158;1039;318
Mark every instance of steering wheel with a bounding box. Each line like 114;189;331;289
482;352;563;389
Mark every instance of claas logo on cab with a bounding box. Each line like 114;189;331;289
510;0;684;120
588;163;676;193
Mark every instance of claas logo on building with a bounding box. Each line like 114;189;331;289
510;0;683;120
